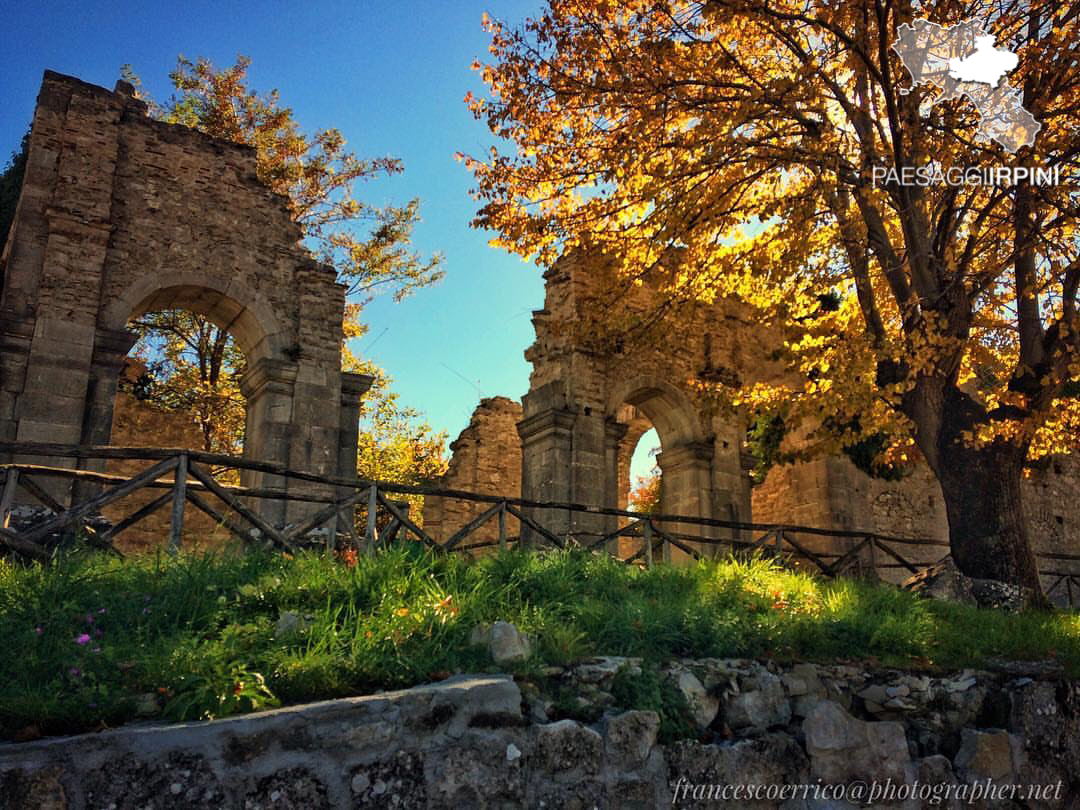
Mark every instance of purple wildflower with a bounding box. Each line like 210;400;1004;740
75;633;91;645
69;667;81;677
33;626;43;636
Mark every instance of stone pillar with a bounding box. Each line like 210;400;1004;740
70;327;137;502
656;440;714;561
239;357;299;527
337;372;373;482
603;419;629;554
518;383;576;546
334;371;373;542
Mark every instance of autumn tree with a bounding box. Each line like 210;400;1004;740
121;57;447;485
125;311;246;456
464;1;1080;596
628;469;662;514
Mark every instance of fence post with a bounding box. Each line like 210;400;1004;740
0;468;19;529
866;536;878;580
498;501;507;552
364;484;378;553
643;519;653;568
168;453;188;555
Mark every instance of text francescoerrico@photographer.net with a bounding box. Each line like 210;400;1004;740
670;776;1065;806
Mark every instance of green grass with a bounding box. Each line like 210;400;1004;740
1;545;1079;740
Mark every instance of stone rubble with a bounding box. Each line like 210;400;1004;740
2;655;1078;809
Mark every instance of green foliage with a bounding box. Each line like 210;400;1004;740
609;664;697;744
2;548;1079;741
0;129;29;253
745;411;789;486
163;660;278;722
824;416;908;481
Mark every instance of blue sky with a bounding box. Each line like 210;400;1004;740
1;0;547;442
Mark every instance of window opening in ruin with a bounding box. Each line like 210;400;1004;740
627;427;662;515
117;309;248;462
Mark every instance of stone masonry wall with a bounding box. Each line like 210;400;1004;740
422;397;523;549
753;454;1080;588
2;661;1079;809
1;71;362;526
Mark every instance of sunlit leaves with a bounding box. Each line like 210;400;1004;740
464;0;1080;469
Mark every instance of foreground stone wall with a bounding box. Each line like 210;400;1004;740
2;661;1077;809
422;397;523;549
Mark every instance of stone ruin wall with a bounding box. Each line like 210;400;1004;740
1;71;371;530
517;252;777;550
430;250;1079;579
421;397;523;549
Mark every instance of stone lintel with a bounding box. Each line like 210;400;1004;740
340;371;374;406
657;440;714;471
517;409;576;444
240;357;299;400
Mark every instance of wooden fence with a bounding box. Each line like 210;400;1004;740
2;442;1079;606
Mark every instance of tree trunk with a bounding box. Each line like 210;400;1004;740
934;438;1045;601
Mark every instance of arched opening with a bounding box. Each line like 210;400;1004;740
605;379;715;560
94;283;280;551
119;310;247;458
107;281;280;459
618;410;660;514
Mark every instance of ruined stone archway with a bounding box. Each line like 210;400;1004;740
0;71;372;525
605;377;713;523
517;252;762;550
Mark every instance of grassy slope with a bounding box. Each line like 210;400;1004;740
1;546;1078;739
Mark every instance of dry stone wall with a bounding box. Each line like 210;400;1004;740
2;661;1078;809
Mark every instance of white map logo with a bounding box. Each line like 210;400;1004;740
892;19;1040;154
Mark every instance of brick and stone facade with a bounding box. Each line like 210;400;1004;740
0;71;371;525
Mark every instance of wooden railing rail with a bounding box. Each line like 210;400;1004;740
1;442;1077;607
